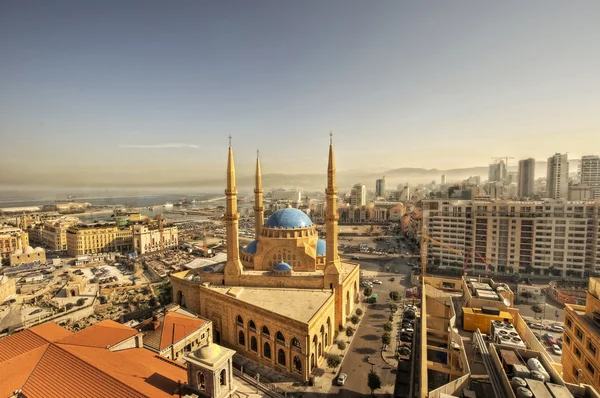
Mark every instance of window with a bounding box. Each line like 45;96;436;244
278;348;286;366
565;335;571;346
250;336;257;352
197;372;205;390
276;331;286;344
575;346;582;359
588;342;597;356
442;282;455;289
236;315;244;327
576;327;584;341
291;337;301;349
262;326;270;337
238;331;245;346
220;369;227;386
587;360;596;376
248;320;256;331
264;342;271;359
566;317;573;329
293;356;302;372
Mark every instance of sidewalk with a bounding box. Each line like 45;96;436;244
381;304;399;368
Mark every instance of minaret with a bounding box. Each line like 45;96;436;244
324;132;341;283
254;150;264;239
224;136;243;280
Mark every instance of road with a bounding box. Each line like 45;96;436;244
329;256;412;396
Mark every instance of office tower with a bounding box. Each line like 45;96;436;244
375;176;386;197
581;155;600;199
441;175;446;185
517;158;536;199
488;160;506;182
350;183;366;206
546;153;569;199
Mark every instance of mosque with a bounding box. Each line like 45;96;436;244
170;136;360;381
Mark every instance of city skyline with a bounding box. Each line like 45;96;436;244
2;1;600;187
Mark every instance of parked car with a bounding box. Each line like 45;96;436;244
337;373;348;386
551;344;562;355
389;278;395;282
373;280;383;285
528;322;544;330
543;333;557;345
547;325;564;333
351;256;360;260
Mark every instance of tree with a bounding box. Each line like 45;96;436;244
383;322;393;332
389;315;394;322
345;326;355;340
382;332;391;347
338;324;345;332
389;303;398;313
367;371;382;396
326;354;342;368
350;314;360;325
65;303;74;311
521;291;533;303
337;340;346;350
149;296;159;307
389;291;400;302
531;304;543;319
363;287;373;297
76;298;86;306
355;308;363;316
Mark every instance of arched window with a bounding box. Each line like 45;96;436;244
248;320;256;331
220;369;226;386
197;372;205;390
293;356;302;372
278;348;286;366
291;337;301;349
264;342;271;359
236;315;244;326
273;254;276;260
250;336;257;352
276;331;285;344
262;326;270;337
238;330;245;346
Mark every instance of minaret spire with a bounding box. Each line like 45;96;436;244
254;149;264;239
224;137;243;280
325;132;341;279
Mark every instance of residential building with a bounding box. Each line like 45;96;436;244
582;155;600;199
66;222;133;256
132;223;178;255
375;176;386;197
441;174;446;185
421;199;600;277
271;188;302;202
0;225;28;259
570;184;593;201
547;153;569;199
349;183;366;206
488;160;506;182
28;217;79;251
563;278;600;392
171;138;360;382
389;204;406;221
397;185;411;201
517;158;536;199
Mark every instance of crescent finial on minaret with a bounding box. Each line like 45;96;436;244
229;135;232;147
329;130;333;145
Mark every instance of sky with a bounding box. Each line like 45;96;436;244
1;1;600;188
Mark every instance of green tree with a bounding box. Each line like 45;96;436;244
65;303;74;311
383;322;393;332
389;315;394;322
531;304;543;319
521;291;533;303
345;326;354;340
337;340;346;350
382;332;391;347
363;287;373;297
326;354;342;368
350;314;360;325
367;371;382;396
389;303;398;313
149;296;159;307
76;298;86;306
389;291;400;302
355;308;363;316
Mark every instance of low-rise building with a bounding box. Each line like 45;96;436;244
0;225;28;260
132;223;178;255
66;222;133;256
9;245;46;266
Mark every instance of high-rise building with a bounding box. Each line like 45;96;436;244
563;278;600;391
375;176;386;197
350;183;366;206
441;175;446;185
421;199;600;277
581;155;600;199
488;160;506;182
547;153;569;199
517;158;536;199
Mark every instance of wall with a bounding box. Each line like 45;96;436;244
427;375;470;398
423;275;463;292
0;277;16;303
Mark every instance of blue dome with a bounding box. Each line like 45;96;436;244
273;262;293;271
243;240;258;254
316;239;326;256
265;208;313;229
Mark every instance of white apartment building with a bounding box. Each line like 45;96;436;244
547;153;569;199
581;155;600;199
271;189;302;202
421;199;600;277
350;183;366;206
132;224;179;255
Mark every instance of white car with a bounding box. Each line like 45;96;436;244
551;344;562;356
337;373;348;386
373;280;383;285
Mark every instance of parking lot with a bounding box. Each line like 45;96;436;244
526;320;564;363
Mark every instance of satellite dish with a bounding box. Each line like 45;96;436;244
503;298;511;306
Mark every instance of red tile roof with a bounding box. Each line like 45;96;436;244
0;321;187;397
159;312;207;351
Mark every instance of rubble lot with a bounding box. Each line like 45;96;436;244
95;285;157;321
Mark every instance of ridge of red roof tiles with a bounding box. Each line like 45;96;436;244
57;321;138;348
159;312;207;351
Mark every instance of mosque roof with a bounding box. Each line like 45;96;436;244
316;239;326;256
273;262;292;271
265;208;312;229
243;239;258;254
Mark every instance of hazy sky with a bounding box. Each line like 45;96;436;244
1;1;600;187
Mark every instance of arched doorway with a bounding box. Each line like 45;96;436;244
346;290;350;316
293;356;302;373
326;317;332;346
176;290;186;308
320;325;325;350
310;353;315;370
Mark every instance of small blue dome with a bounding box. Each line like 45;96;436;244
265;208;313;229
316;239;326;256
203;266;214;273
243;240;258;254
273;262;293;271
